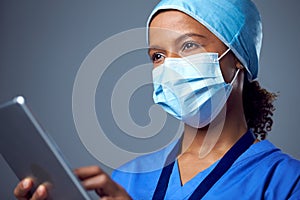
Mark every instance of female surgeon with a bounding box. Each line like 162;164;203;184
14;0;300;199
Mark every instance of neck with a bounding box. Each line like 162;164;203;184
180;104;248;161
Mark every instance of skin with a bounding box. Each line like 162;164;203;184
14;10;252;199
148;10;248;185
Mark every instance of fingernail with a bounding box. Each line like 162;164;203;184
22;179;30;189
37;185;45;197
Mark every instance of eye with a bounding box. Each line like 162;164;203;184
182;41;200;51
151;52;165;64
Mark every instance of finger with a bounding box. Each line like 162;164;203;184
82;173;126;197
95;183;130;200
14;178;33;199
100;197;113;200
74;166;130;199
81;173;110;191
31;185;47;200
74;166;103;180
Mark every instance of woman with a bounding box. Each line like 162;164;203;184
14;0;300;199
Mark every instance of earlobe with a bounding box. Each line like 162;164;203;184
235;61;244;70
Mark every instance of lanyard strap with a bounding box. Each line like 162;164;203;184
152;130;256;200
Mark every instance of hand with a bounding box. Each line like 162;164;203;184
74;165;132;200
14;178;47;200
13;166;131;200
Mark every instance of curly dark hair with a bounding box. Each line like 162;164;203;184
243;78;278;140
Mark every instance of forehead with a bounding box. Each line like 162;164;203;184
148;10;218;45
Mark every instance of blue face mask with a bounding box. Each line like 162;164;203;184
152;49;240;128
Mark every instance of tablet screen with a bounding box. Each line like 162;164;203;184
0;96;92;200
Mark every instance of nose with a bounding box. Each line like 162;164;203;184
165;51;181;59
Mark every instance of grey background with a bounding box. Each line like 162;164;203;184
0;0;299;199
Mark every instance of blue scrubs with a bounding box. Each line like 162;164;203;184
112;140;300;199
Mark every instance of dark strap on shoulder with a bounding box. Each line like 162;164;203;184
152;161;176;200
152;139;180;200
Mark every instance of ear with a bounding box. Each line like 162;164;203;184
234;57;244;70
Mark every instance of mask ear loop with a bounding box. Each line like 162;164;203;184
230;68;240;86
217;48;231;61
216;48;240;84
217;48;240;85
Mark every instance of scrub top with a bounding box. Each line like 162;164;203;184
112;139;300;199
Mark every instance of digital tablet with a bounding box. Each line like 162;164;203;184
0;96;92;200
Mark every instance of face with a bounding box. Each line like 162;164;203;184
148;10;241;83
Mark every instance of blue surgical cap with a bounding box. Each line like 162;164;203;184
147;0;263;81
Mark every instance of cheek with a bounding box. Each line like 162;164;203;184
219;55;237;83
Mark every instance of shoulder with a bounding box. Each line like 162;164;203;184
209;140;300;199
251;140;300;169
239;140;300;199
260;141;300;199
237;140;300;176
113;140;178;174
111;141;178;199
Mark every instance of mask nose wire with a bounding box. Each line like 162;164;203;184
217;48;231;61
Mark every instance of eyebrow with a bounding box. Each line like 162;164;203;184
148;45;165;56
148;33;206;55
175;32;206;44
